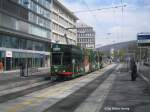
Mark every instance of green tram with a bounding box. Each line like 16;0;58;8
51;44;103;80
51;44;84;79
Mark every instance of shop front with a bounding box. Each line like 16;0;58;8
0;50;50;71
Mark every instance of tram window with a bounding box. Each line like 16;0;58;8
52;53;62;65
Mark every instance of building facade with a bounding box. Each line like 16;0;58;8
77;23;95;49
51;0;78;45
0;0;51;71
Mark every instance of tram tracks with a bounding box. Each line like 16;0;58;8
0;80;59;103
0;64;119;112
43;65;118;112
0;64;117;104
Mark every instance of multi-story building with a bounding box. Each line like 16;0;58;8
77;22;95;49
51;0;78;45
0;0;51;71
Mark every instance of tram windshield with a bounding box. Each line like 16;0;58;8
52;52;63;65
63;55;71;65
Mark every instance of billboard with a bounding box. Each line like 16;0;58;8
137;33;150;47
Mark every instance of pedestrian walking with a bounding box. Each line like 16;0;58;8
130;58;137;81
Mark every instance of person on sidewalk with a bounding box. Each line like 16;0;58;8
130;57;137;81
0;60;4;73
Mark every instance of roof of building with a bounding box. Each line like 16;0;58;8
96;40;136;50
54;0;79;20
76;22;94;29
137;32;150;36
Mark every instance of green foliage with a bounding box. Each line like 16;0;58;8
118;49;125;57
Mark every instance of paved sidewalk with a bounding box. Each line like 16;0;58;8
139;65;150;80
101;64;150;112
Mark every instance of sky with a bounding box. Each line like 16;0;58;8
60;0;150;47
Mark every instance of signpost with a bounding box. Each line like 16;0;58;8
137;32;150;65
137;33;150;47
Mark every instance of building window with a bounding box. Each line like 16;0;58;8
19;38;27;49
30;1;37;12
2;0;18;16
19;0;30;8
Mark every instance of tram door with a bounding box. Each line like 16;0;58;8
52;52;63;65
6;57;11;71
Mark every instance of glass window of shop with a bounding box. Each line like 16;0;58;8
0;36;19;48
0;51;5;71
33;41;44;51
0;34;50;51
19;38;27;49
2;52;48;71
26;40;33;50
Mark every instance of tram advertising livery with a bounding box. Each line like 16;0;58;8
51;43;103;80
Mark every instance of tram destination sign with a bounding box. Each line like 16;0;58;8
53;47;60;51
53;44;61;51
137;33;150;47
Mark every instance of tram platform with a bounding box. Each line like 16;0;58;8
138;65;150;80
0;64;149;112
0;63;149;112
100;64;150;112
0;67;50;81
0;67;51;100
42;64;150;112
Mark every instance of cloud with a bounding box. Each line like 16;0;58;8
61;0;150;46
